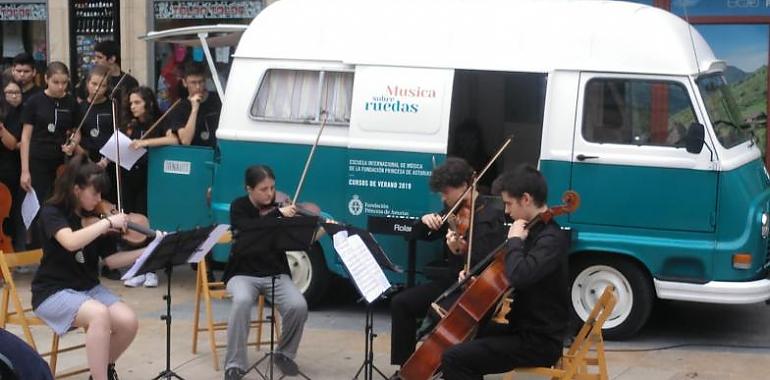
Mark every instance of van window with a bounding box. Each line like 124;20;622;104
251;69;354;125
583;79;697;147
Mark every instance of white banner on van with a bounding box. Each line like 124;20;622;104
351;66;452;135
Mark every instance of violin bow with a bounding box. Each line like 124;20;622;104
292;111;328;205
434;135;514;230
111;91;124;213
67;72;109;146
139;99;181;140
465;180;477;272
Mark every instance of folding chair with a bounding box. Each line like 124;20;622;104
0;249;88;378
191;231;281;371
503;284;617;380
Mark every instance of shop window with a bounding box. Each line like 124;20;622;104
251;69;354;125
582;78;697;147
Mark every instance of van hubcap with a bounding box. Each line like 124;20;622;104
571;265;632;329
286;250;312;294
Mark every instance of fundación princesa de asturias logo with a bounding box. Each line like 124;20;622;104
348;195;364;216
364;85;436;113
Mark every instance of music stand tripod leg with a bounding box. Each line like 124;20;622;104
352;301;388;380
243;275;311;380
151;263;185;380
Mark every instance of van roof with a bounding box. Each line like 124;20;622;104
235;0;718;76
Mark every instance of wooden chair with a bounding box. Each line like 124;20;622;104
191;231;281;371
503;284;617;380
0;249;88;378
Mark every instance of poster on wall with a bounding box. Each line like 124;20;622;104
0;3;47;21
155;0;261;19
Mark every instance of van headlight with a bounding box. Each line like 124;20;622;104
762;212;769;239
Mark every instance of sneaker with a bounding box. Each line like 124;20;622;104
88;364;119;380
224;367;245;380
108;363;119;380
123;274;146;288
274;353;299;376
143;272;159;288
14;265;35;274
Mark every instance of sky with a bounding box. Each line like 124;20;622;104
696;24;769;72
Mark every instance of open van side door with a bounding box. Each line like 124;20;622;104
570;72;718;233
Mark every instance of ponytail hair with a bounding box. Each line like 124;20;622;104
47;153;110;213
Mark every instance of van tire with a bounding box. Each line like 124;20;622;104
569;255;654;340
286;244;330;308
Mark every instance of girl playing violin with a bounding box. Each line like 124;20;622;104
222;165;308;380
440;165;570;380
389;157;507;373
31;154;149;380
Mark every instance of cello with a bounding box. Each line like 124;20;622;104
398;190;580;380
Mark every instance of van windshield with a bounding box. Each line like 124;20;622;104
696;74;752;149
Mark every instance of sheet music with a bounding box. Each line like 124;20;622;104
121;233;165;280
99;131;147;170
187;224;230;264
332;231;391;303
21;189;40;230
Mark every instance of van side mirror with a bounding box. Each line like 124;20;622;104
685;123;705;154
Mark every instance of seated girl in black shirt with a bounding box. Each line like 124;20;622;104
31;154;151;380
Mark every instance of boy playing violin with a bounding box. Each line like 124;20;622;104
440;165;571;380
389;157;507;375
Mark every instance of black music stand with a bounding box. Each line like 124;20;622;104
127;226;217;380
237;216;319;380
323;223;398;380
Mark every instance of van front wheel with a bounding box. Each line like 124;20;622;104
286;246;330;308
569;256;654;340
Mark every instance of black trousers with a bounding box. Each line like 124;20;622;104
441;324;562;380
27;157;62;249
390;279;451;365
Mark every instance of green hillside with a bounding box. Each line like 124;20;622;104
731;65;767;155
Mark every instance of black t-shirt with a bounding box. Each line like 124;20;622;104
21;85;42;108
78;100;113;162
31;205;117;308
223;195;290;282
20;92;80;161
167;92;221;147
0;106;22;175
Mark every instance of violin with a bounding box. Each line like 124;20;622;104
0;182;13;254
446;199;471;236
82;200;155;247
398;190;580;380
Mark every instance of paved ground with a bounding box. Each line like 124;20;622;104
5;266;770;380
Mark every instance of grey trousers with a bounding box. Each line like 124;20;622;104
224;274;308;371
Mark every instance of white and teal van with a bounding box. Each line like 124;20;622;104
147;0;770;339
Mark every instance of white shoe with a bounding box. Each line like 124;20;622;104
123;274;146;288
144;272;158;288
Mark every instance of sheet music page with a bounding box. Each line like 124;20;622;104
121;233;165;280
187;224;230;263
99;131;147;170
333;231;391;303
21;189;40;230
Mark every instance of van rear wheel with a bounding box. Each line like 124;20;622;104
286;245;330;308
569;256;654;340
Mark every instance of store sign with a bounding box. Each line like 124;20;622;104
155;1;261;19
0;3;46;20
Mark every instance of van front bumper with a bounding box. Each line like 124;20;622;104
654;278;770;304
